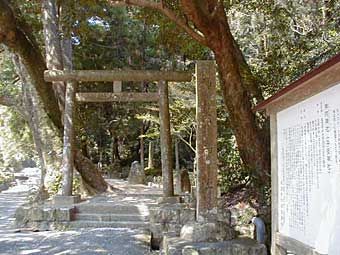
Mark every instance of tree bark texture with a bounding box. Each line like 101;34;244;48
12;54;47;189
195;61;218;222
158;80;174;197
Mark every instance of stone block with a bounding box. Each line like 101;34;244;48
30;221;51;231
182;247;200;255
179;208;196;224
162;208;180;223
30;207;44;221
150;223;164;239
43;208;56;221
158;196;181;204
150;207;180;224
231;245;249;255
216;222;237;241
54;207;75;221
162;236;183;255
14;206;29;227
149;208;163;223
249;245;267;255
53;195;80;206
167;224;182;236
180;222;218;242
217;207;231;225
162;236;267;255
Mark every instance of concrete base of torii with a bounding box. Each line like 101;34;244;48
52;195;81;207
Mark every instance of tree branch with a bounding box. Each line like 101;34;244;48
176;133;196;153
109;0;207;45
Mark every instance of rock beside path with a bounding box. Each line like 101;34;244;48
128;161;145;185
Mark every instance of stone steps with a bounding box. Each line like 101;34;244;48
75;204;147;215
71;200;151;230
74;213;148;222
67;179;162;231
64;220;149;229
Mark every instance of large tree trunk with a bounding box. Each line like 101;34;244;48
0;0;62;131
41;0;108;194
11;53;49;200
181;1;270;189
0;0;108;193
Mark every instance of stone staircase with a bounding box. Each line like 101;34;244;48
68;202;151;229
64;179;162;230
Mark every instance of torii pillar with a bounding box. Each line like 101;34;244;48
195;61;218;222
158;81;175;199
54;40;79;205
179;61;219;242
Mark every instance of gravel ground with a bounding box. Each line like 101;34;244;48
0;228;152;255
0;168;156;255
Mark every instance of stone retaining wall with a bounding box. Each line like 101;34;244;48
162;237;267;255
149;201;237;249
15;205;75;230
149;203;196;246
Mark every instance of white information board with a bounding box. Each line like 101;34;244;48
277;83;340;255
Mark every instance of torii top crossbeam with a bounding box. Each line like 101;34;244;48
44;70;192;82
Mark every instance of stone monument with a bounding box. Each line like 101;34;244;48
128;161;145;184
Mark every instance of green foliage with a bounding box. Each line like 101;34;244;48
48;172;82;195
0;48;20;98
229;0;340;97
0;51;35;169
49;172;62;195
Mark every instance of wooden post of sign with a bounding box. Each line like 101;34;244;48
195;61;218;222
158;81;174;198
60;39;76;197
270;113;286;255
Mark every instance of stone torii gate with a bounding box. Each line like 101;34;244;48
44;61;218;222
